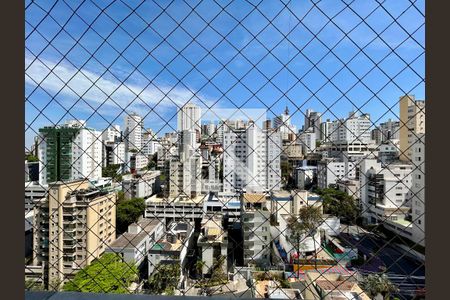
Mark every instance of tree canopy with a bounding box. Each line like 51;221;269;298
361;274;398;299
315;187;360;223
147;263;180;295
287;205;323;253
63;253;138;294
102;164;122;182
116;197;145;234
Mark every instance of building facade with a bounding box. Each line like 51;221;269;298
38;120;102;185
223;122;281;193
32;180;116;288
399;95;425;162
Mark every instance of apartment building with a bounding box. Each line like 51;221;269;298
197;215;228;276
411;134;425;247
124;112;144;151
145;194;206;222
101;125;121;143
399;95;425;162
317;159;356;189
304;109;322;140
327;111;372;157
38;120;102;185
106;218;164;267
32;180;116;288
122;171;161;200
299;129;317;155
360;158;412;227
25;182;48;213
178;103;201;133
102;140;125;167
169;131;202;198
240;193;271;267
223;121;282;193
273;107;297;141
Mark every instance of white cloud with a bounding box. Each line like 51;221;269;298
25;54;216;112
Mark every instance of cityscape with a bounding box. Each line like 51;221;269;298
25;1;425;300
25;96;425;299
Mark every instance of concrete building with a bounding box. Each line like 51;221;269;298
142;129;161;156
130;153;149;172
411;134;425;247
304;109;322;140
178;103;201;133
327;112;372;157
296;166;317;190
377;139;400;164
317;159;356;189
223;121;282;193
122;171;161;200
399;95;425;162
379;118;400;142
145;194;206;222
197;215;228;276
273;107;297;140
360;159;413;229
148;221;195;277
319;119;332;142
169;130;203;198
124;112;144;152
25;182;48;213
38;120;102;185
106;218;164;268
241;193;271;267
299;129;316;155
336;179;360;200
102;141;126;167
32;180;116;288
101;125;121;143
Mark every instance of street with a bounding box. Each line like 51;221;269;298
339;225;425;299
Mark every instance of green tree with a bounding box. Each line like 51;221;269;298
361;274;398;299
63;253;138;293
25;279;45;291
316;188;360;223
102;164;122;182
288;205;323;275
195;260;205;279
147;263;180;295
25;154;39;162
116;197;145;234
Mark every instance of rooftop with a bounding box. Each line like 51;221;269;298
242;193;266;204
109;218;162;249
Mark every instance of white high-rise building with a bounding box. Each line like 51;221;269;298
299;129;316;155
359;158;412;225
124;113;143;151
305;109;322;140
330;111;372;144
411;134;425;246
38;120;102;185
142;129;160;156
102;125;121;143
177;103;201;133
223;122;281;193
319;119;332;142
273;107;297;140
169;130;202;198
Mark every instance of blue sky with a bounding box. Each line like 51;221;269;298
25;0;425;148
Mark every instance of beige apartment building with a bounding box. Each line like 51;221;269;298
399;95;425;162
32;180;116;289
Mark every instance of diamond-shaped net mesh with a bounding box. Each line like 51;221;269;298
25;0;425;299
